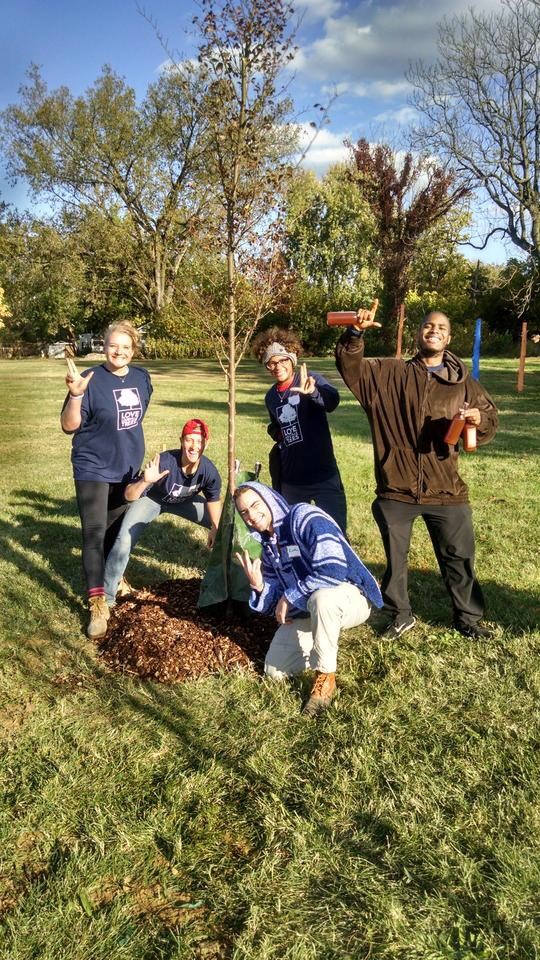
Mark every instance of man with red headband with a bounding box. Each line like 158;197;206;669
103;418;222;607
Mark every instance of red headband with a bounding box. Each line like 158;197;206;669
181;418;209;442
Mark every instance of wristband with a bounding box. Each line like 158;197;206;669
69;394;84;399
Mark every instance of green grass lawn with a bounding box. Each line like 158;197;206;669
0;356;539;960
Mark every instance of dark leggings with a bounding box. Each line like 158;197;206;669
75;480;128;594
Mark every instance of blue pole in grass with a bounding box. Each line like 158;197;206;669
472;317;482;380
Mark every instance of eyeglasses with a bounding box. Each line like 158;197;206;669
267;359;290;370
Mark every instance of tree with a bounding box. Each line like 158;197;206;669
408;0;540;262
0;285;10;329
0;213;85;342
283;164;379;352
189;0;299;490
0;206;143;343
286;165;378;297
1;63;210;318
348;139;469;347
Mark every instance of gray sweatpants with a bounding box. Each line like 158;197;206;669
264;582;371;679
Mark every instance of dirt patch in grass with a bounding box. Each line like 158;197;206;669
97;578;275;683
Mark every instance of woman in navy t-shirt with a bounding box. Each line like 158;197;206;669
61;321;152;639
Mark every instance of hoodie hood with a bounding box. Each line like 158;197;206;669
235;481;290;541
411;349;466;384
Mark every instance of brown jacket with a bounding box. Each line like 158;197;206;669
335;331;498;504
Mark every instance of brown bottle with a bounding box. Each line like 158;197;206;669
444;413;465;445
463;423;477;452
326;311;359;327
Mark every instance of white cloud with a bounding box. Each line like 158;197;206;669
296;124;350;174
294;0;501;96
374;105;418;126
296;0;342;25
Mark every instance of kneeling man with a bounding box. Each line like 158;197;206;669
234;482;382;716
104;418;221;605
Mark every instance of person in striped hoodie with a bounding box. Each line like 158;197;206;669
234;481;382;716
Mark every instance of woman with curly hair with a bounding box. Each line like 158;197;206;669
252;326;347;533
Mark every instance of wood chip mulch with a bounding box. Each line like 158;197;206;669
97;578;276;683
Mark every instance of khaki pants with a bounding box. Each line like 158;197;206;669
264;582;371;679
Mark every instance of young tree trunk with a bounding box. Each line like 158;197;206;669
227;245;237;490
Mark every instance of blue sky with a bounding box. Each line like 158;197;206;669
1;0;511;262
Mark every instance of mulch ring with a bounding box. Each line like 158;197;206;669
97;578;276;683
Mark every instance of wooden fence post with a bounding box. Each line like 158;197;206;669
517;320;527;393
395;303;405;359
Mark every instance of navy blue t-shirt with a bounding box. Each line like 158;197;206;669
67;364;153;483
144;452;221;505
265;370;340;484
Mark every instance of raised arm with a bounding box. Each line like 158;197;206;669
60;357;94;432
335;299;394;409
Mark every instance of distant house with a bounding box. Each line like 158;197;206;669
76;333;104;354
47;341;70;359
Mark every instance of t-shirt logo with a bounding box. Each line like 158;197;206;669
277;401;303;446
163;481;202;504
113;387;143;430
164;482;185;503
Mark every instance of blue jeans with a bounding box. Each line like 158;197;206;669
103;495;210;605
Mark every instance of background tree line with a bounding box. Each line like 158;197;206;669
1;168;538;358
1;0;539;359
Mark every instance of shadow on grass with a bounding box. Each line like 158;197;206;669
3;488;212;624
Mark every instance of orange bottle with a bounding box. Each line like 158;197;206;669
444;413;465;445
326;311;358;326
463;423;477;452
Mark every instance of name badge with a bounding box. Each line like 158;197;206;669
287;545;301;558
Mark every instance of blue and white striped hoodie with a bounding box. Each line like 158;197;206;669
236;481;382;618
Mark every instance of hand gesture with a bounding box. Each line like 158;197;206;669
290;362;316;395
142;453;170;484
354;298;381;332
65;357;93;396
234;549;264;591
207;527;217;549
275;596;291;624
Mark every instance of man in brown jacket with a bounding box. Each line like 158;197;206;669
335;306;498;640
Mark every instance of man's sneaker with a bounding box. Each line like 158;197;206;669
454;622;493;640
382;615;416;640
302;672;336;717
87;596;110;640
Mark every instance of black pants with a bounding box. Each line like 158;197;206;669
75;480;128;594
371;498;485;627
281;472;348;535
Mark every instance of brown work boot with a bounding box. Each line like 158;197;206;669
302;671;336;717
87;595;110;640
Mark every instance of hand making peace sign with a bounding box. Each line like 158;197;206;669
290;362;316;396
65;356;93;396
234;549;264;592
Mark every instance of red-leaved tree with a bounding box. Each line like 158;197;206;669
349;138;469;348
